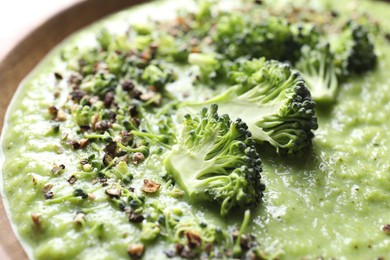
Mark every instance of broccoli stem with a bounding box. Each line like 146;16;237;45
131;130;171;149
84;132;113;142
116;142;149;155
189;53;216;65
45;186;101;205
233;210;251;257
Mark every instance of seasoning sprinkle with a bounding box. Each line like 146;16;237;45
42;183;54;193
105;188;121;198
127;243;144;259
186;231;202;249
132;152;145;165
44;191;54;200
31;213;40;226
48;106;58;117
383;224;390;235
54;72;63;80
56;109;67;121
67;175;77;185
51;164;65;175
128;211;145;223
142;179;161;194
73;212;86;225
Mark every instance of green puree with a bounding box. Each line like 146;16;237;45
1;0;390;259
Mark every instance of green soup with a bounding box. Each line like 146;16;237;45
1;0;390;259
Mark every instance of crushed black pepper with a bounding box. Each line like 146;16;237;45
31;213;41;226
70;90;87;103
142;179;161;193
128;211;145;223
51;164;65;175
67;175;77;185
54;72;63;80
105;188;121;198
73;212;86;225
104;92;115;107
42;183;53;193
44;191;54;200
94;120;111;133
127;243;145;259
122;80;135;92
186;231;202;249
132;152;145;165
383;224;390;235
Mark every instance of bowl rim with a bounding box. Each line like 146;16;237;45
0;1;148;258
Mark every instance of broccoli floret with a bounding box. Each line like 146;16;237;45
164;104;265;216
188;53;221;82
212;15;299;62
291;23;321;49
141;62;177;89
290;23;321;62
132;23;154;36
171;216;228;256
211;13;245;58
332;20;377;75
155;33;191;63
188;52;238;84
295;43;338;104
140;222;161;242
180;58;318;154
80;73;116;95
295;20;378;104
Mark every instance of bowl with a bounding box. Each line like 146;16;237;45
0;1;146;258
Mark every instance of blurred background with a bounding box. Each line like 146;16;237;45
0;0;80;61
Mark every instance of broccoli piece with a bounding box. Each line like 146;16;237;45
141;62;177;89
105;51;125;75
164;104;265;216
72;103;102;127
295;43;338;104
180;58;318;154
212;12;245;59
188;53;221;82
188;52;238;84
80;73;116;96
155;33;191;63
97;29;112;51
295;20;378;104
233;209;251;257
332;20;377;75
290;23;321;62
45;188;95;205
212;15;299;62
194;0;215;22
172;216;228;256
157;205;261;258
291;23;320;49
132;23;154;35
74;188;89;199
140;222;161;242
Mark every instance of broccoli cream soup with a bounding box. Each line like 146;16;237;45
1;0;389;259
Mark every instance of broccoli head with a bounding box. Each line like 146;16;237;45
212;15;299;62
188;53;221;83
80;73;116;96
332;20;377;75
141;62;177;89
296;43;338;104
291;23;321;49
180;58;318;154
164;104;265;216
